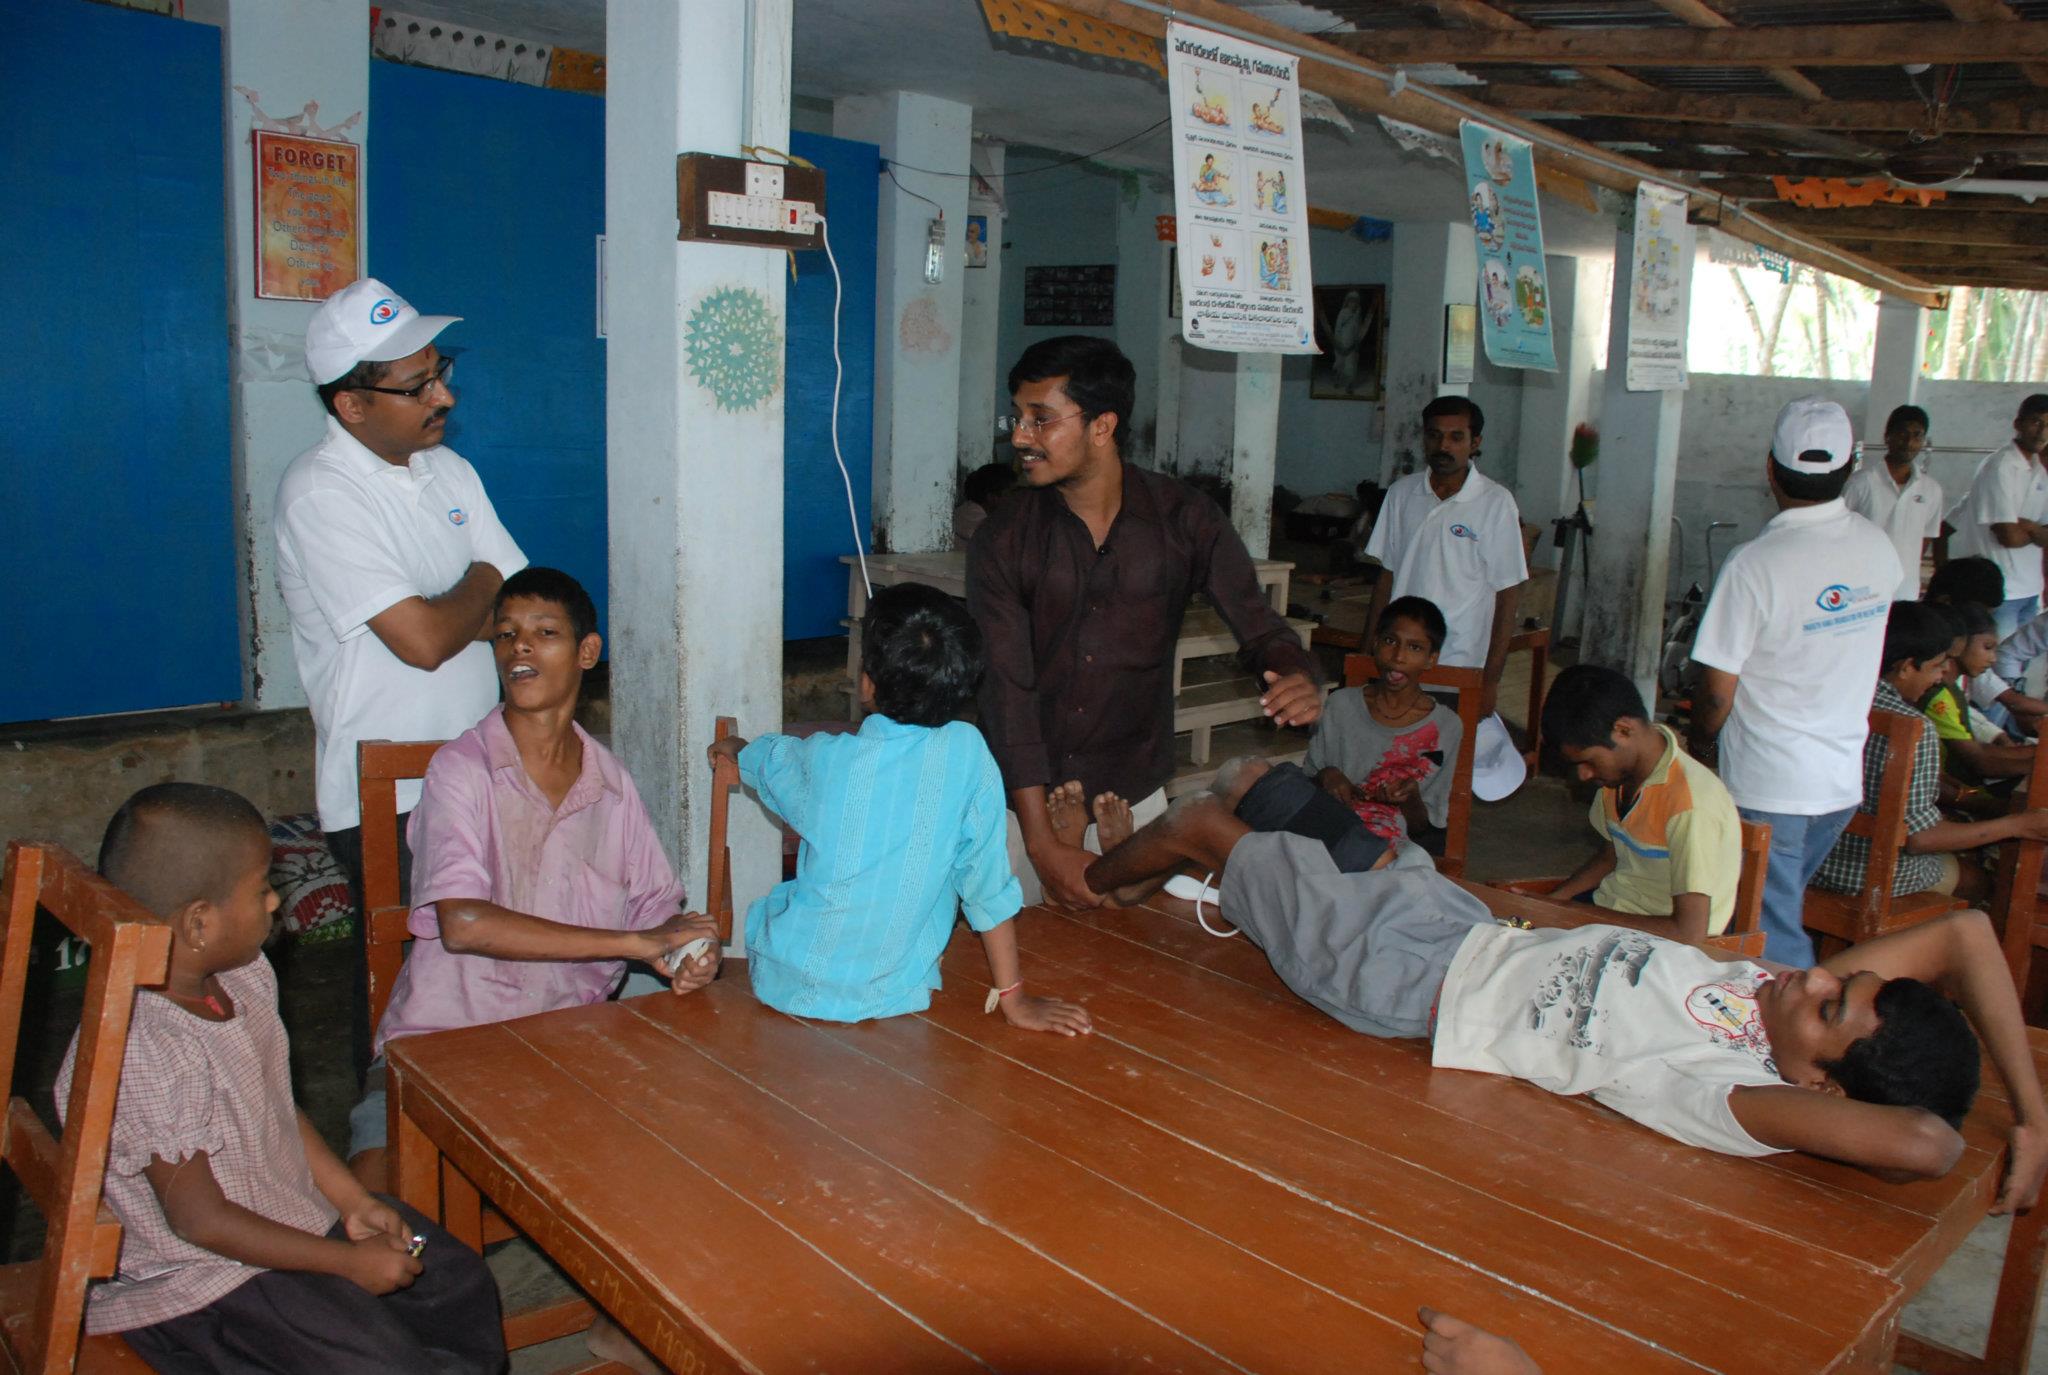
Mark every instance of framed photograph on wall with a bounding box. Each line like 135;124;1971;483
1443;303;1477;385
1308;284;1386;401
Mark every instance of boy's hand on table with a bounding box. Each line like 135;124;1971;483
706;737;747;768
339;1193;408;1245
1261;670;1323;728
1000;991;1094;1037
1996;1119;2048;1214
343;1232;423;1294
1418;1308;1541;1375
644;913;723;993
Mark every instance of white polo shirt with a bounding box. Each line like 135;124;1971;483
1363;466;1528;669
1949;442;2048;601
275;418;528;831
1690;501;1901;815
1841;457;1942;601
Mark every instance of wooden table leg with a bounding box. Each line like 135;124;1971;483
389;1071;440;1221
1897;1204;2048;1375
845;565;870;724
441;1158;486;1252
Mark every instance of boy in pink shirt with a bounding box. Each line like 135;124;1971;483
349;569;718;1184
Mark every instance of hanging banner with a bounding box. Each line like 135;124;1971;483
1458;122;1556;372
252;131;360;302
1165;22;1316;354
1626;183;1694;391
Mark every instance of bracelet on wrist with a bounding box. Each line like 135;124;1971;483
984;979;1024;1014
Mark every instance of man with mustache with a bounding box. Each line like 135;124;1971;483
274;278;527;1080
1362;396;1528;717
968;335;1323;908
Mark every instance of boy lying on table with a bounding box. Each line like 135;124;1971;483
1080;777;2048;1204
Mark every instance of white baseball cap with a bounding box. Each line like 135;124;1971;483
305;278;460;385
1771;396;1856;473
1471;713;1527;802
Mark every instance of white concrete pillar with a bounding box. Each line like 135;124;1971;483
956;140;1005;481
834;92;972;554
222;0;370;709
1380;221;1478;484
605;0;788;934
1585;225;1690;703
1513;253;1609;570
1865;293;1928;443
1112;180;1172;467
1231;355;1282;557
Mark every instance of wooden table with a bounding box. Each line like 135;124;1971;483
390;896;2026;1374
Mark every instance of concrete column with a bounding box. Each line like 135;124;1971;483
1513;253;1609;570
1380;221;1478;484
834;92;972;554
1112;179;1172;467
605;0;788;938
1584;225;1690;703
1864;293;1928;444
1230;355;1282;557
221;0;370;709
956;140;1005;480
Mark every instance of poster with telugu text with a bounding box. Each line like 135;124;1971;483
1458;122;1556;372
253;131;359;302
1626;183;1694;391
1166;22;1316;354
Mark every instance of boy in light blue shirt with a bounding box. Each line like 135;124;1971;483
709;583;1093;1034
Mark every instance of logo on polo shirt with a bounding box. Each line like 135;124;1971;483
447;507;467;527
1816;584;1851;612
369;298;399;325
1803;581;1885;635
1447;523;1479;542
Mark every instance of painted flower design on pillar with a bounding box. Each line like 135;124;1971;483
684;286;782;412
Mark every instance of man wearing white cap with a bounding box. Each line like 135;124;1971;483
275;277;527;1077
1688;396;1901;966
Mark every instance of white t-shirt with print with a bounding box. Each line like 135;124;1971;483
1690;501;1901;814
1841;457;1942;602
1433;923;1785;1157
275;418;528;831
1950;442;2048;601
1364;467;1527;669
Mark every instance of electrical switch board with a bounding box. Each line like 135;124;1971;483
676;152;826;249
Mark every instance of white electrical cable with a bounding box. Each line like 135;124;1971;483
811;212;871;600
1192;872;1241;939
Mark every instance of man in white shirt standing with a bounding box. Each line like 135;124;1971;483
1843;404;1941;602
1949;394;2048;639
1363;396;1528;716
1690;397;1902;966
275;277;528;1078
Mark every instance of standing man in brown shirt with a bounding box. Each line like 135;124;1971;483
967;336;1325;907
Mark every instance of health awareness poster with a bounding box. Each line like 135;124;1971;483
1459;121;1556;372
1626;182;1694;391
1167;22;1316;353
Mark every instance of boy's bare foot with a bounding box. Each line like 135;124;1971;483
1093;791;1135;852
587;1313;666;1375
1045;779;1090;849
1085;792;1251;906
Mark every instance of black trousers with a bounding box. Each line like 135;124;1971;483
122;1199;506;1375
322;819;413;1087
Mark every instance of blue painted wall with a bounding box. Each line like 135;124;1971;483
369;63;611;634
0;0;235;723
783;132;878;639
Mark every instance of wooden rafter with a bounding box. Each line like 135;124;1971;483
1487;85;2048;137
1328;22;2048;68
1746;208;2044;246
1390;0;1655;94
1634;0;1824;100
1931;0;2048;86
1839;240;2048;268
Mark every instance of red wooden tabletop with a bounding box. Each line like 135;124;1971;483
388;898;2009;1375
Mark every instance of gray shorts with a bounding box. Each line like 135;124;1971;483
1219;832;1491;1038
347;1056;387;1158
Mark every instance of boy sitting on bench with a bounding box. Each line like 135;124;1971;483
1079;786;2048;1201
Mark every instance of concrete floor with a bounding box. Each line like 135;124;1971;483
3;720;2037;1371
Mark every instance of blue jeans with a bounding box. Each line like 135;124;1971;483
1995;595;2040;641
1738;804;1858;967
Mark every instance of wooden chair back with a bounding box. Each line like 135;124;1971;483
707;717;740;945
1802;709;1963;946
1999;733;2048;997
1342;654;1483;878
356;740;446;1034
1729;818;1770;942
1506;627;1551;770
0;842;171;1375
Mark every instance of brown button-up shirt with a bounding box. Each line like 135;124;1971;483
966;464;1321;804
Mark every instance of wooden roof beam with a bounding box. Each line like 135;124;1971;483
1745;208;2044;246
1487;86;2048;137
1634;0;1825;100
1328;21;2048;67
1380;0;1656;94
1929;0;2048;86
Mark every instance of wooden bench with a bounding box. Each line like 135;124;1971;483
0;841;166;1374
